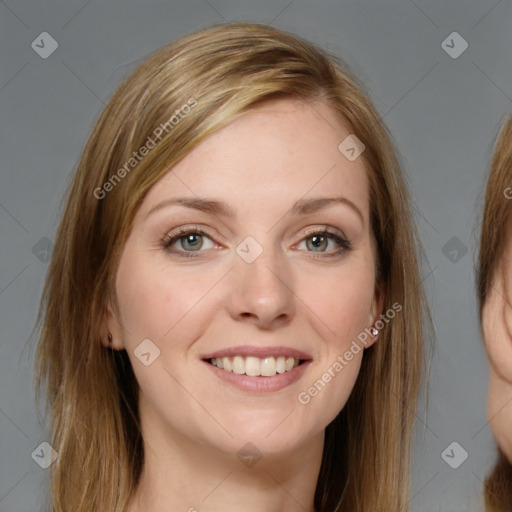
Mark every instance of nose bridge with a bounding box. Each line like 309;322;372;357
229;235;295;325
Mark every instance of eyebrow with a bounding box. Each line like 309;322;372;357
146;196;364;224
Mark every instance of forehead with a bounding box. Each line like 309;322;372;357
138;97;370;221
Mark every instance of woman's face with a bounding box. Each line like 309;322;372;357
106;97;382;457
482;236;512;463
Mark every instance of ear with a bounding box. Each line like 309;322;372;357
366;280;386;348
99;295;126;351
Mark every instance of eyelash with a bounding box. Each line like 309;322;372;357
161;226;352;259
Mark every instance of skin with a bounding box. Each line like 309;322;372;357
104;97;383;512
482;237;512;464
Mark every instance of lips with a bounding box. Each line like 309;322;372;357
201;345;312;391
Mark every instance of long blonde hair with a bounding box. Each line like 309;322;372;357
33;22;429;511
477;115;512;512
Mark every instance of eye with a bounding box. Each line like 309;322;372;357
296;228;352;256
162;227;218;257
161;226;352;259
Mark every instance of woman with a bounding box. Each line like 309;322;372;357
478;115;512;512
34;22;429;512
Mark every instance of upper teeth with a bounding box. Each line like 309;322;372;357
211;356;300;377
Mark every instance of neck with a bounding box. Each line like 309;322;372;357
127;412;324;512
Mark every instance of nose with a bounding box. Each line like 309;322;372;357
225;244;296;329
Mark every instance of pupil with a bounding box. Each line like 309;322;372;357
184;234;202;250
309;235;326;251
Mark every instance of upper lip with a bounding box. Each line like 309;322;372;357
201;345;313;361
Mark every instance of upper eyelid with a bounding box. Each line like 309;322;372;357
163;226;214;244
163;225;344;239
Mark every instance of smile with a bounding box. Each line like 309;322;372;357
209;355;302;377
201;345;312;392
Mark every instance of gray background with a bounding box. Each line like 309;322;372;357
1;1;511;511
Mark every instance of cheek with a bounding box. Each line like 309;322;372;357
114;250;200;344
115;251;228;362
294;259;375;416
300;259;375;344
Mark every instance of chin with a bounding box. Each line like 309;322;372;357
207;413;320;457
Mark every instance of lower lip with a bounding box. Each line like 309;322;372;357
203;360;311;392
